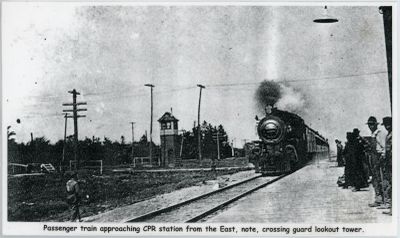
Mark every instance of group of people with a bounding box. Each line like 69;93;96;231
335;116;392;215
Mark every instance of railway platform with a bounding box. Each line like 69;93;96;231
82;156;392;223
206;157;392;223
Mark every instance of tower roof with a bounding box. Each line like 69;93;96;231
158;112;179;122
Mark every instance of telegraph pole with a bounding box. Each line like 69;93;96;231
30;132;34;162
130;122;135;161
216;131;220;161
61;113;69;173
231;139;234;157
197;84;205;161
62;89;87;170
213;131;227;160
379;6;392;111
145;84;155;166
212;130;226;171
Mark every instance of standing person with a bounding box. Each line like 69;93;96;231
335;139;344;167
342;132;354;188
366;116;387;207
250;147;260;173
381;117;392;215
351;128;369;191
354;133;372;183
66;172;82;222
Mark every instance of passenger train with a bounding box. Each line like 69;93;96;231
248;105;330;175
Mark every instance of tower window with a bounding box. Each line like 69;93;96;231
166;122;171;129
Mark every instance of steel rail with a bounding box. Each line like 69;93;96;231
185;173;289;222
125;174;262;222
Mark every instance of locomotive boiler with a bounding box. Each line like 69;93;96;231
250;105;330;175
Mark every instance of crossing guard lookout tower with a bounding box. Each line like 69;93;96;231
158;111;180;167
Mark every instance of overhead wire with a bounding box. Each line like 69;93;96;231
5;70;387;101
205;71;387;88
5;70;388;112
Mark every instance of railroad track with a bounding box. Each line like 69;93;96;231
125;173;290;223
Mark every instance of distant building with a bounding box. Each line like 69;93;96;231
158;112;180;167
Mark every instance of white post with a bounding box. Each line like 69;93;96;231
216;131;220;161
180;136;184;158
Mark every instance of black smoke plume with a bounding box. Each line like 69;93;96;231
255;80;282;108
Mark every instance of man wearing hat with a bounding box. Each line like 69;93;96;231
366;116;387;207
382;117;392;215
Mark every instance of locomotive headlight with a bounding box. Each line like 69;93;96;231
260;121;280;139
257;117;286;144
263;122;279;138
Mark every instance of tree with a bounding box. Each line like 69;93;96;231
180;121;232;160
139;134;148;144
7;134;162;170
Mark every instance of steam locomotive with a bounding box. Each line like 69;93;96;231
249;105;330;175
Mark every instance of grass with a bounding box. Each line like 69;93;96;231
8;168;249;222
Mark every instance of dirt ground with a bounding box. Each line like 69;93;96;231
8;168;250;222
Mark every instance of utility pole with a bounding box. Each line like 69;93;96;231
210;130;218;171
379;6;392;112
61;113;69;173
197;84;205;161
145;84;155;166
30;132;34;162
62;89;87;170
130;122;135;162
212;130;226;171
216;131;220;161
231;139;234;157
213;131;227;160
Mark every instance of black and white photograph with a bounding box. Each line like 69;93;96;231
2;1;397;236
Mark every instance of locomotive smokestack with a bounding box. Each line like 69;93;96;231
265;105;273;114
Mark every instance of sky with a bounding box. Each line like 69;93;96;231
3;3;392;148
